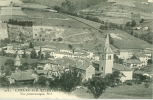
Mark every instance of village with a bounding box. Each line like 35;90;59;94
0;0;153;99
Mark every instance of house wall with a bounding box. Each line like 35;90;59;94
139;56;149;66
118;51;133;60
0;23;8;40
120;71;133;82
85;65;95;80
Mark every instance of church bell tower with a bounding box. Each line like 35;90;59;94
102;34;114;74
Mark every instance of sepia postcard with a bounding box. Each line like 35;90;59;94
0;0;153;99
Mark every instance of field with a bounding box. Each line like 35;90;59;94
102;29;152;49
71;83;153;99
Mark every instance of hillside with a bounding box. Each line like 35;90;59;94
21;0;107;10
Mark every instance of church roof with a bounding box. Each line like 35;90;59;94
104;34;114;54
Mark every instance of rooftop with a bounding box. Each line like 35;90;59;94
11;71;35;81
72;59;92;70
113;63;133;71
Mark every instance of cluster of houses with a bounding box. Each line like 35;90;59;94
116;49;152;69
1;34;139;85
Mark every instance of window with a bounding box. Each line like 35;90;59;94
108;55;111;59
101;67;103;71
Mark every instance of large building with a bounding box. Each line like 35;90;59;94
0;23;8;40
93;34;133;82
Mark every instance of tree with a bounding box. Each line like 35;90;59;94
140;18;144;23
58;69;83;92
147;59;152;65
5;59;14;66
125;22;131;29
131;20;136;27
109;34;114;45
0;76;10;86
105;71;121;87
22;50;27;58
44;53;49;60
68;44;73;50
0;49;6;56
31;63;37;70
4;66;12;76
30;49;37;59
68;44;75;53
37;76;47;87
4;59;16;71
19;63;29;71
114;54;123;64
86;77;107;98
29;42;34;48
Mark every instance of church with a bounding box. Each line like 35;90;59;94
93;34;133;82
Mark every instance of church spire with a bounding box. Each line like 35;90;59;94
104;34;113;54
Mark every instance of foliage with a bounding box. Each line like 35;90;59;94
140;18;144;23
4;66;12;76
105;71;121;87
22;50;28;58
131;20;137;27
8;19;33;26
109;34;114;45
0;38;10;47
4;59;16;71
44;53;50;60
124;80;133;86
58;37;63;41
0;49;6;56
30;49;37;59
37;76;47;87
114;54;123;64
85;16;101;23
0;76;10;87
19;63;29;71
29;42;34;48
49;69;83;92
59;69;83;92
85;77;107;98
147;59;152;65
31;63;37;70
68;44;73;50
125;22;131;29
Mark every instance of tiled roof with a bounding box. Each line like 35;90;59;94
36;70;48;75
72;59;92;70
134;71;145;74
135;53;147;57
113;63;133;71
54;57;76;66
124;59;141;64
37;60;52;64
11;72;35;81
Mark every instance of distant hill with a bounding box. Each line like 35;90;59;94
21;0;108;10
